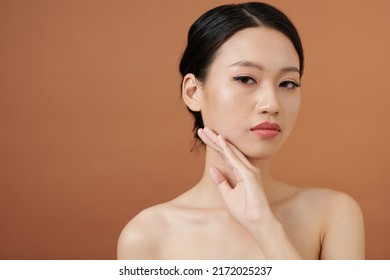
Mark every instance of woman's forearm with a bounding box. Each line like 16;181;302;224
247;217;303;260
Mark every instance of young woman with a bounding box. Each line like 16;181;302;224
117;2;365;260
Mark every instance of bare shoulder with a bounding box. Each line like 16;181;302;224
311;188;365;259
288;186;365;259
289;186;364;228
297;187;363;221
117;203;171;259
292;186;362;210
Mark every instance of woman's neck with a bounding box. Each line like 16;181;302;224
194;147;276;208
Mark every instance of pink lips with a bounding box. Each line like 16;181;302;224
250;122;281;138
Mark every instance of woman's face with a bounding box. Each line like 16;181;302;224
200;27;301;160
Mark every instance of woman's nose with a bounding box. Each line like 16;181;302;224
255;85;280;115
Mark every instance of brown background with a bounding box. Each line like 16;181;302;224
0;0;389;259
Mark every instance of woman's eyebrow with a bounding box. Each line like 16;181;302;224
228;60;299;74
281;66;300;74
228;60;263;70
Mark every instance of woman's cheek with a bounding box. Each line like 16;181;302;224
202;87;235;124
280;97;301;135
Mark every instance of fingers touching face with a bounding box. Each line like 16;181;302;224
198;127;253;173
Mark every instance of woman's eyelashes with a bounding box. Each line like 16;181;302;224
232;75;300;90
233;75;257;85
279;80;301;89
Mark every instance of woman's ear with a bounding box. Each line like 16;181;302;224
182;73;203;112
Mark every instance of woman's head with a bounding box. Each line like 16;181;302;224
180;2;304;156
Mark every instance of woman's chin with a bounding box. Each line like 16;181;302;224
244;151;276;162
237;141;283;161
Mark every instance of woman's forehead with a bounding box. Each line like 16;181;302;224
213;27;299;71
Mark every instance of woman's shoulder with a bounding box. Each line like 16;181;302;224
117;203;173;259
290;185;362;212
284;185;365;259
282;184;362;219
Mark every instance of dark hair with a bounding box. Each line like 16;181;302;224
179;2;304;145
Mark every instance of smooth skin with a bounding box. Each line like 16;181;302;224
117;27;365;259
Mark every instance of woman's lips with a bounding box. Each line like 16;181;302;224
250;122;281;138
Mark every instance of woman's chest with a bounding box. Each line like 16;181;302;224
159;207;322;259
159;221;265;259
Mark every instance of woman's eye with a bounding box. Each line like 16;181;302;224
233;76;256;85
280;80;301;89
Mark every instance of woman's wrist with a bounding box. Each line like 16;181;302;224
244;211;280;235
245;215;302;259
